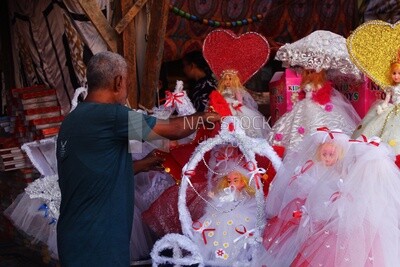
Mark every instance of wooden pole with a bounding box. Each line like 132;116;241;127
78;0;118;52
140;0;169;108
121;0;139;108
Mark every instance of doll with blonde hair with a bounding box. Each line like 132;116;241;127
193;166;259;266
352;54;400;158
316;141;344;167
211;69;270;138
214;169;256;197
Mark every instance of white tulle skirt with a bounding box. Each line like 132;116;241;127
254;131;352;266
293;141;400;266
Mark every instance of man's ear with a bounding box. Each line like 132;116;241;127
114;75;123;92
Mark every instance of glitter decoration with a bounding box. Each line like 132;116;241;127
347;20;400;88
275;30;362;84
202;29;270;83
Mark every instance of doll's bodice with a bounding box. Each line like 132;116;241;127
391;85;400;104
221;88;236;101
303;84;313;99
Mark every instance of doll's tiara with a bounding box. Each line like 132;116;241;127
220;69;238;77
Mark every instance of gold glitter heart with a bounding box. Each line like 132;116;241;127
347;20;400;88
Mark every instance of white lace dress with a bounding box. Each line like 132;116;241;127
352;85;400;154
269;84;360;152
192;188;258;266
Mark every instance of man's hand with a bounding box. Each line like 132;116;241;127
133;149;165;174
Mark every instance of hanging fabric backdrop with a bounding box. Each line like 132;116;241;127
164;0;360;62
8;0;109;114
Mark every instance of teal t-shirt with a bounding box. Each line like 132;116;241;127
56;102;156;266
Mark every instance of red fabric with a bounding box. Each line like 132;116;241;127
256;145;285;197
155;144;210;183
262;198;305;252
209;90;232;117
142;182;208;237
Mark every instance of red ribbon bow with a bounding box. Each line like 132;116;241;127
316;127;342;139
164;91;184;107
245;161;265;190
235;225;254;236
192;220;215;245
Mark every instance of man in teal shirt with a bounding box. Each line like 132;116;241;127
56;51;219;266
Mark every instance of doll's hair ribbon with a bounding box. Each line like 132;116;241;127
315;127;343;141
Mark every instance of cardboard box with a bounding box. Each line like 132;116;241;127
269;68;302;124
335;76;385;118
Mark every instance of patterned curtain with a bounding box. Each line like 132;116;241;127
164;0;360;62
360;0;400;23
7;0;108;114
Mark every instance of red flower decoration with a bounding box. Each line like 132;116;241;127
324;103;334;112
298;126;305;134
274;133;283;141
312;82;332;105
293;210;303;219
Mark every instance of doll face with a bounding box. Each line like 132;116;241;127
223;74;233;88
392;68;400;84
226;171;246;191
319;143;340;166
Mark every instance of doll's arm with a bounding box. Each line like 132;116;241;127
376;88;391;114
235;91;243;104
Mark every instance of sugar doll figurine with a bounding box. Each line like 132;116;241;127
202;29;272;139
255;129;350;267
352;60;400;160
192;165;259;266
269;69;360;153
292;136;400;266
208;69;271;138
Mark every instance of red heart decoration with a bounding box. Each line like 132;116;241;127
203;30;270;83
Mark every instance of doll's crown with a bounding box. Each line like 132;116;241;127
220;69;238;77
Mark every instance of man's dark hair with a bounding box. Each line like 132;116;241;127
183;50;212;75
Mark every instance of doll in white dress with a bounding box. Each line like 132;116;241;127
292;136;400;266
269;69;360;153
352;61;400;156
192;164;259;266
210;69;270;138
257;129;351;266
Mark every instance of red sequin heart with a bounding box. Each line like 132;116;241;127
203;29;270;83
